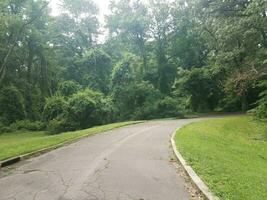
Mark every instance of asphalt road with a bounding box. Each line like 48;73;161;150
0;119;198;200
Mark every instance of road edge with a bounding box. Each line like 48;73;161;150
0;121;143;169
171;126;220;200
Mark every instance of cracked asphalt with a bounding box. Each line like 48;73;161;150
0;119;198;200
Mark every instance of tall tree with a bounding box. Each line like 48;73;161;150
148;0;176;94
107;0;150;73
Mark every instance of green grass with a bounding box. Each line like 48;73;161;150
0;121;141;161
175;115;267;200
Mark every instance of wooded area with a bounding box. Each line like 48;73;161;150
0;0;266;133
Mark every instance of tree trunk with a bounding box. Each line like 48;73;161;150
241;94;248;112
26;39;34;119
39;52;49;98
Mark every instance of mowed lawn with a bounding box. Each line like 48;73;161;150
175;115;267;200
0;121;141;161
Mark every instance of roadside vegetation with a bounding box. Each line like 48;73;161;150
175;115;267;200
0;0;266;135
0;121;141;161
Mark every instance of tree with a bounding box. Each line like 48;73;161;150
174;67;220;112
148;0;176;94
1;0;266;131
194;0;267;111
53;0;99;57
58;80;81;97
76;48;112;93
0;86;26;124
107;0;150;73
0;0;49;83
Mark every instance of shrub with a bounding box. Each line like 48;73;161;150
251;80;267;119
134;96;184;120
67;89;106;129
99;96;116;123
47;118;78;134
43;95;67;121
10;120;46;131
0;121;14;133
112;81;162;120
173;67;219;112
44;88;112;133
0;126;14;133
0;86;26;124
156;97;184;118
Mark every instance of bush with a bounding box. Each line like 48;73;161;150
0;86;26;124
134;96;184;120
47;118;78;134
173;67;220;112
44;88;112;133
112;81;162;120
67;89;106;129
0;122;14;133
251;80;267;119
10;120;46;131
0;126;14;133
156;97;184;118
43;95;67;121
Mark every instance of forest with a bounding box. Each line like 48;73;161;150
0;0;266;134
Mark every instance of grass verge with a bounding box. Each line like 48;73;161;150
0;121;142;161
175;115;267;200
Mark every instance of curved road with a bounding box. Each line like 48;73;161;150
0;119;198;200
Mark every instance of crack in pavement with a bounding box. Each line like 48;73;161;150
80;158;111;200
32;188;49;200
1;168;72;200
73;126;159;200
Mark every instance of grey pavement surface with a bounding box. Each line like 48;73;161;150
0;119;198;200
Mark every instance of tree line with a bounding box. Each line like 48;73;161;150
0;0;266;133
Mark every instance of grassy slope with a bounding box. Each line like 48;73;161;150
175;115;267;200
0;121;141;161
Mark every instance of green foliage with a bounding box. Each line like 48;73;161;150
10;120;46;131
112;81;176;120
0;86;26;124
107;0;149;72
174;67;220;112
67;89;108;129
251;80;267;119
0;121;14;133
42;88;114;133
111;60;134;88
112;82;161;119
0;0;266;132
78;49;112;93
43;95;67;121
58;81;81;97
156;97;184;118
47;118;77;134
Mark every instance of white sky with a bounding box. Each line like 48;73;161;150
49;0;174;42
49;0;110;23
49;0;111;42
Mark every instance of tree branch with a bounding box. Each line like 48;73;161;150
0;2;49;83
